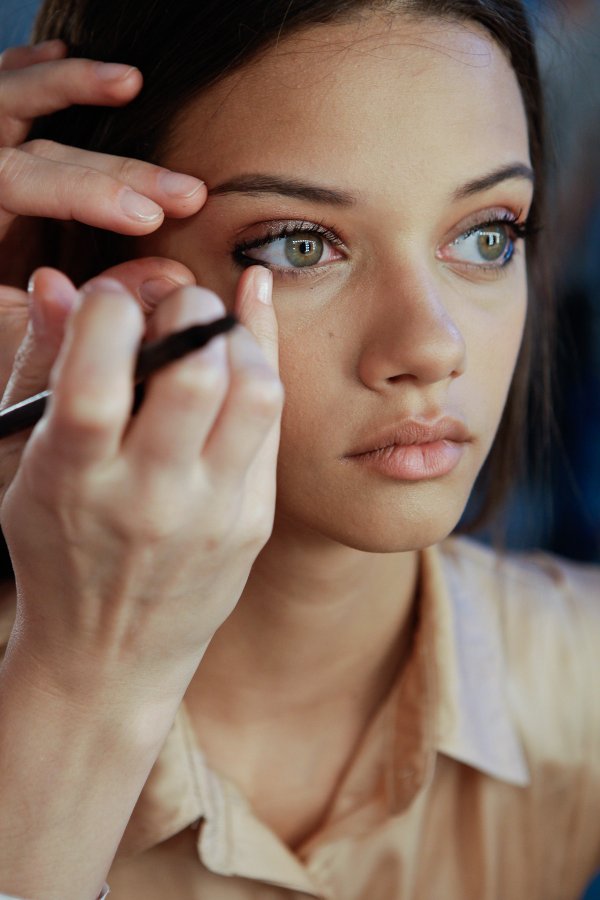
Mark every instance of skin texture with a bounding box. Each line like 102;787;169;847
144;14;532;553
138;13;534;843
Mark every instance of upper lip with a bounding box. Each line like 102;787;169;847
346;416;471;457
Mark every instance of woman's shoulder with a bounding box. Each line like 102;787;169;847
439;535;600;770
440;533;600;617
439;534;600;670
445;532;599;620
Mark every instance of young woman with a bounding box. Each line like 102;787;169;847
0;1;598;898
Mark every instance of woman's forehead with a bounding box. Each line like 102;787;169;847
164;14;530;206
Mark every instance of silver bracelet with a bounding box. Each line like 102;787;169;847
0;885;109;900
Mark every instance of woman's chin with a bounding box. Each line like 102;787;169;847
272;498;468;555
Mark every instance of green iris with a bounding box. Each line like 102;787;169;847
476;226;508;262
285;234;324;267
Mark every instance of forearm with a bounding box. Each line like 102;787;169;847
0;642;187;900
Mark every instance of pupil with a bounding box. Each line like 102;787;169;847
477;227;508;261
285;234;324;267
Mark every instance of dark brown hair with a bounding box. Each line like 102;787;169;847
29;0;552;530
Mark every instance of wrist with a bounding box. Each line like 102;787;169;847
2;615;211;743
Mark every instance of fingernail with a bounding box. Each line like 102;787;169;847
139;278;182;308
119;188;163;223
158;171;204;198
95;62;138;81
255;267;273;305
82;277;127;296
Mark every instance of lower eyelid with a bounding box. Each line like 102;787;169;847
441;240;521;277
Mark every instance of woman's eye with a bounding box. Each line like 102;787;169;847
239;231;342;270
444;222;515;267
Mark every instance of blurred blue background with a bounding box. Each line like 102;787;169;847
0;0;41;46
1;0;599;895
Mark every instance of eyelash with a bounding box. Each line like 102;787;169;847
232;220;345;279
231;212;537;278
463;211;533;242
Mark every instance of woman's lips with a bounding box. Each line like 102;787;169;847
343;417;471;481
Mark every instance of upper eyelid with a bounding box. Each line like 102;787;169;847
443;206;529;243
234;220;346;252
234;206;526;242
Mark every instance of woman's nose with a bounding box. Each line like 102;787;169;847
356;264;467;390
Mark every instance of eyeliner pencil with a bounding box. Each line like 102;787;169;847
0;314;238;439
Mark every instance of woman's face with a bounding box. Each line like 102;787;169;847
142;13;533;552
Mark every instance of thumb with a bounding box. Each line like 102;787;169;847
0;269;77;509
1;268;77;411
234;266;279;376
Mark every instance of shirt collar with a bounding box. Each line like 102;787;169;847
119;703;322;895
421;538;530;787
116;536;529;875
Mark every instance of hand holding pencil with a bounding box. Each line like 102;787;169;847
1;263;283;688
0;309;237;438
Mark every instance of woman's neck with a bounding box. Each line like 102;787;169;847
186;517;420;732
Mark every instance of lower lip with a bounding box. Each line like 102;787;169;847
348;440;465;481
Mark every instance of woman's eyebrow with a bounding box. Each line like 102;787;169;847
208;174;357;206
207;165;533;206
453;163;534;200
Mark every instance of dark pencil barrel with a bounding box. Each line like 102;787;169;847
0;315;237;440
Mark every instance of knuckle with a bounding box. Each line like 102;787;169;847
51;391;120;438
20;138;56;158
129;508;175;544
239;372;284;420
244;509;274;549
167;360;226;406
55;166;120;217
77;165;110;194
115;154;142;185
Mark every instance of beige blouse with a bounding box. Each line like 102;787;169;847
1;536;599;899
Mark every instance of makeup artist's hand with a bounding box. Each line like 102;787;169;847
0;39;205;286
0;38;208;501
0;260;197;510
1;267;283;704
